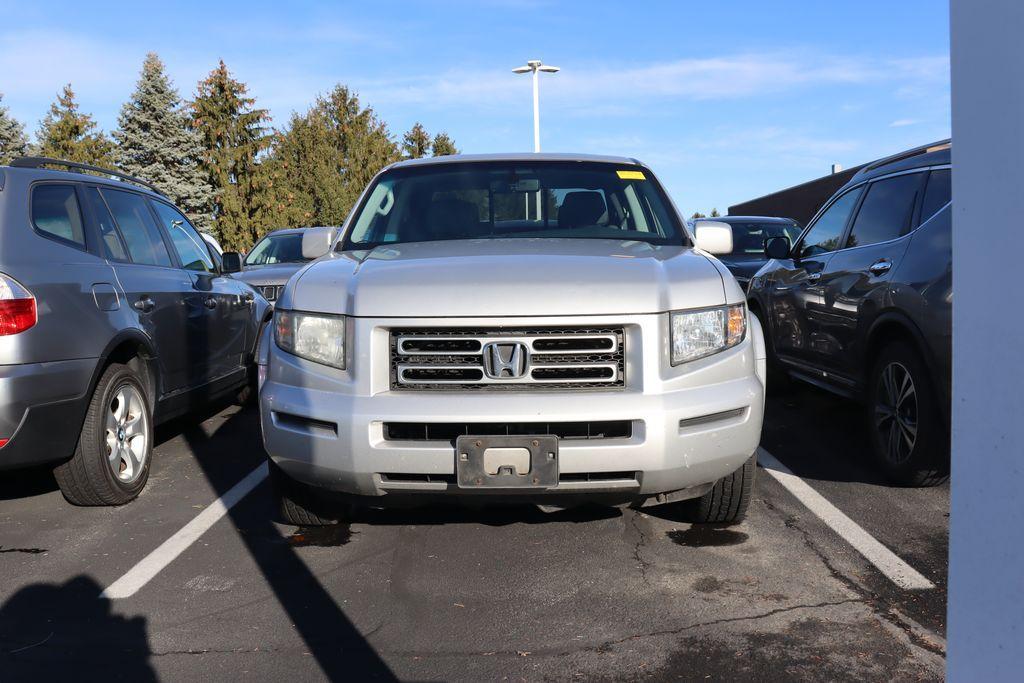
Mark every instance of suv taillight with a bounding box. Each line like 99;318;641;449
0;274;37;336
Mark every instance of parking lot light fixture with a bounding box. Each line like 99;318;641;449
513;59;560;152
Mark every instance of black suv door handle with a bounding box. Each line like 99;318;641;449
132;296;155;313
204;296;218;310
869;259;892;275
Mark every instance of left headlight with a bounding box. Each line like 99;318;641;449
275;309;346;369
670;304;746;365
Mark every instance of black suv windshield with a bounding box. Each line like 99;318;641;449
343;161;686;249
245;233;310;266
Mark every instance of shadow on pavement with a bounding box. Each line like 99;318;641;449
0;575;155;680
178;406;397;681
761;383;892;486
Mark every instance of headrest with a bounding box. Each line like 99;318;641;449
558;191;606;229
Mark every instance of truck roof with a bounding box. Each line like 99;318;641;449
387;152;644;170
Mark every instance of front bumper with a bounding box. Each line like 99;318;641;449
261;313;766;501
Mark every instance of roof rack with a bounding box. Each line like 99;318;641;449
8;156;166;197
855;139;951;177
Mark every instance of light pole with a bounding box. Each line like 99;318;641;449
513;59;560;152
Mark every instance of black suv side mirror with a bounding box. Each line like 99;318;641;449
764;236;791;260
222;252;243;274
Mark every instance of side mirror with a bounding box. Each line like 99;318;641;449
764;236;791;260
694;222;733;255
222;251;243;274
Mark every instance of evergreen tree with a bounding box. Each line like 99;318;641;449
431;131;459;157
36;84;113;166
691;211;706;219
191;61;272;250
0;93;29;164
710;208;720;217
269;85;400;227
401;122;431;159
114;54;214;228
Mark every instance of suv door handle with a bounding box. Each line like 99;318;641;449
204;296;218;310
869;259;892;275
132;296;155;313
806;272;822;282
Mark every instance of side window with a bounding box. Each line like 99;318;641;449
845;173;924;248
799;187;863;258
87;187;128;261
101;189;173;268
32;184;86;248
920;169;951;224
151;201;214;273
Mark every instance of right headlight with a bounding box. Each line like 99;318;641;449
670;304;746;365
275;309;347;369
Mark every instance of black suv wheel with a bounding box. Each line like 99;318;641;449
867;342;949;486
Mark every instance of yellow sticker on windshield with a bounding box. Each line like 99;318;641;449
616;170;646;180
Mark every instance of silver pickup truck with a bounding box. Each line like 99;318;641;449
258;154;766;527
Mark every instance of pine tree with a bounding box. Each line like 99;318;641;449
36;84;113;166
431;131;459;157
401;122;431;159
691;212;706;219
710;208;720;217
0;93;29;164
114;54;214;228
191;61;272;250
269;85;400;227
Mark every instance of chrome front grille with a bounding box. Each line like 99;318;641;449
390;327;625;391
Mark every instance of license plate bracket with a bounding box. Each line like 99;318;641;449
456;435;559;489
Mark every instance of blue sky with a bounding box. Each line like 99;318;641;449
0;0;950;214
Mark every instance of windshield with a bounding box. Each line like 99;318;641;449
700;220;802;256
244;233;310;266
343;161;686;249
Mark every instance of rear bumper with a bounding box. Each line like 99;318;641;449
261;312;767;502
0;359;95;470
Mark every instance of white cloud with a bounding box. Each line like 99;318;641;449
890;118;921;127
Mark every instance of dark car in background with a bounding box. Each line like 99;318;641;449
747;141;951;486
692;216;801;288
222;226;337;303
0;158;271;506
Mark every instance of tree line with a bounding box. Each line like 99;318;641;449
0;54;459;250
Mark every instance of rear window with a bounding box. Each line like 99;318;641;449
344;161;685;248
32;184;86;248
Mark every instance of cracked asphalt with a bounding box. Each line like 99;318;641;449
0;384;948;681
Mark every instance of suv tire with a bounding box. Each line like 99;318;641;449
680;452;756;525
269;460;344;526
867;341;949;486
54;363;153;506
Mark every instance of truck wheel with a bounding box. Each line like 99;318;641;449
269;460;342;526
868;342;949;486
54;363;153;506
680;453;756;525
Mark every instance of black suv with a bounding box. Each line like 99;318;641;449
748;141;951;486
0;158;270;505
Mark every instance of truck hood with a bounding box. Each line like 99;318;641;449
285;239;727;317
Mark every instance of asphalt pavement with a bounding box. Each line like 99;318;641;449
0;383;949;682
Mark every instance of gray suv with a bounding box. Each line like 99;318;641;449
0;158;271;505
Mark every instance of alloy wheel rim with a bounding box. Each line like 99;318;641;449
104;383;149;483
874;361;918;465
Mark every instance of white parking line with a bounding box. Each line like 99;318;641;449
758;448;935;591
101;462;269;600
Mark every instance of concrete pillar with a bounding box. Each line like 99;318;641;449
947;1;1024;679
